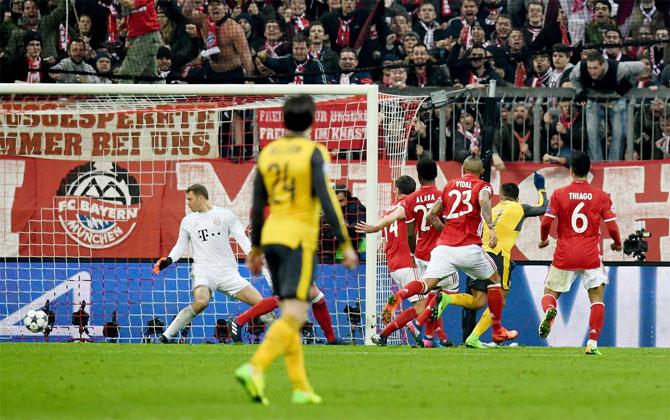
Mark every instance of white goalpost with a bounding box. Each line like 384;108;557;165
0;83;426;345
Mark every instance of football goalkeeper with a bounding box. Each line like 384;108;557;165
152;184;270;343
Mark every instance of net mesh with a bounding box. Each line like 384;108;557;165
0;91;425;343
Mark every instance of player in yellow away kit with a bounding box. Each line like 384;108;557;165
236;95;358;405
432;173;547;348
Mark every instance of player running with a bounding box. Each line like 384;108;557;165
537;151;622;355
421;154;517;343
356;159;453;347
433;174;547;348
237;95;357;405
152;184;268;343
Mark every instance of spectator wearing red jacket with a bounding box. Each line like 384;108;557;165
117;0;161;82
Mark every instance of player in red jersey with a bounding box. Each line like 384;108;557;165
420;154;517;343
356;159;454;346
366;176;422;346
538;151;622;355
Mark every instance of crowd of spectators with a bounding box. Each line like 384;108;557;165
0;0;668;161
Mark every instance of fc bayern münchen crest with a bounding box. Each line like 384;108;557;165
55;162;141;249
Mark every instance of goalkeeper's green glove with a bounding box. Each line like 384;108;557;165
152;257;173;274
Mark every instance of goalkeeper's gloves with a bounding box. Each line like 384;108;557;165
533;172;545;190
152;257;173;274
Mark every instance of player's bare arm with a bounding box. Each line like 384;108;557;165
356;206;405;234
479;190;497;249
426;197;444;232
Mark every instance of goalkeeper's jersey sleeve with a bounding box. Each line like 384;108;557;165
253;136;352;252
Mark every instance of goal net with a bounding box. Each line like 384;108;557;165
0;84;426;344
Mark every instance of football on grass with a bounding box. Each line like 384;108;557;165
24;310;48;333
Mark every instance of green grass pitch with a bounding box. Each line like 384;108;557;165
1;344;668;419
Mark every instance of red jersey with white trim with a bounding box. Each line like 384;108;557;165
544;180;617;270
402;184;441;261
381;199;413;272
437;174;492;247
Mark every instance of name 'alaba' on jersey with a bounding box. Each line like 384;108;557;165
402;184;442;261
168;206;251;271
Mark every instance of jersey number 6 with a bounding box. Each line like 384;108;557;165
571;202;588;234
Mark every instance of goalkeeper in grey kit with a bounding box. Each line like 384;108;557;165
152;183;272;343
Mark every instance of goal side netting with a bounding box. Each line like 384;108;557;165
0;84;425;344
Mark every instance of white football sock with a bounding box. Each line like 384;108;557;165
587;339;598;348
164;305;197;339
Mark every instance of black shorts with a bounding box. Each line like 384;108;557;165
467;251;512;292
263;244;316;301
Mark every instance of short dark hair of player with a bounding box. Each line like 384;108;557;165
585;50;606;64
283;95;315;132
186;183;209;199
416;158;438;182
395;175;416;195
501;183;520;200
570;150;591;178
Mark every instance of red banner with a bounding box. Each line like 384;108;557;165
1;157;668;261
0;101;220;160
258;96;367;150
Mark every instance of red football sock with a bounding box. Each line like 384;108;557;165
487;284;503;330
541;294;557;312
398;280;427;300
416;293;437;326
588;302;605;341
235;296;279;325
381;307;418;337
425;319;437;339
312;297;336;342
436;318;447;341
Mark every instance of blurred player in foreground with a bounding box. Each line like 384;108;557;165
152;184;268;343
237;95;357;405
538;151;622;355
433;174;547;349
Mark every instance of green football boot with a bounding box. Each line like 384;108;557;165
431;292;452;321
538;307;557;339
235;363;269;405
292;390;322;404
465;334;487;349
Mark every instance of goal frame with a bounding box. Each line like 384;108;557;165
0;83;380;345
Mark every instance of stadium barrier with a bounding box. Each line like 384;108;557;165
394;87;670;162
